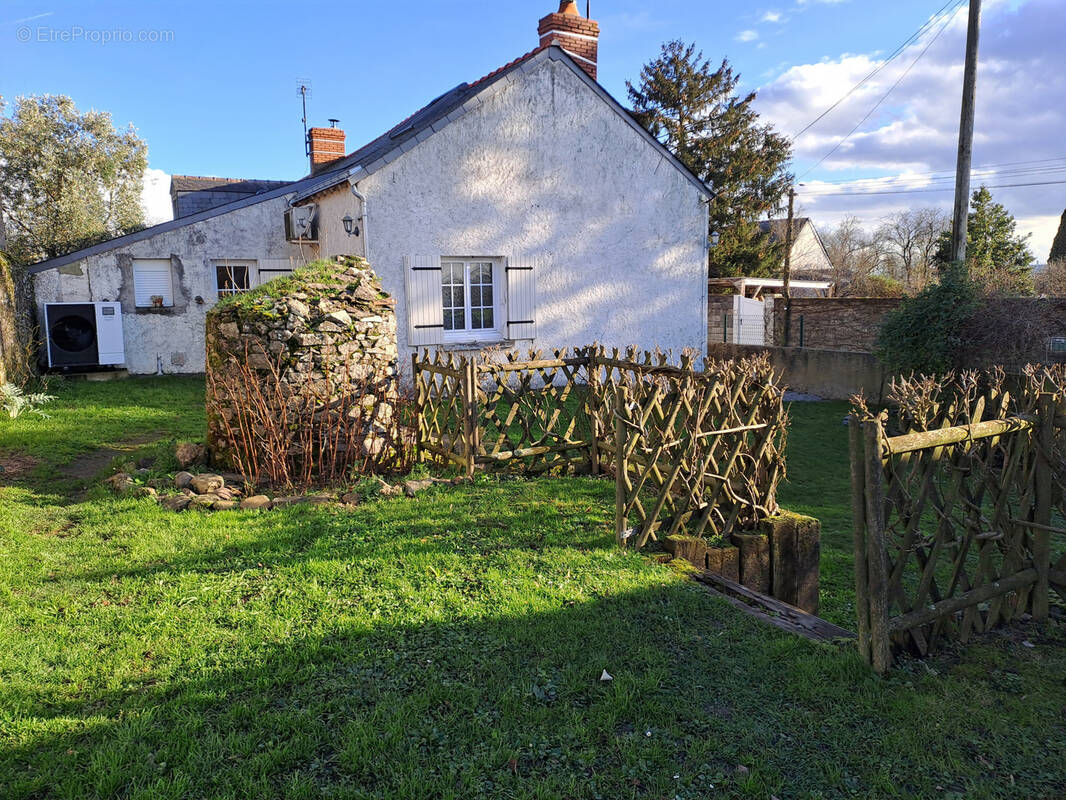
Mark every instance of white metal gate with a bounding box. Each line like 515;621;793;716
732;296;766;345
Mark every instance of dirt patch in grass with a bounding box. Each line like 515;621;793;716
0;452;42;483
60;432;166;482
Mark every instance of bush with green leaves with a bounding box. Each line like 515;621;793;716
1;382;55;419
875;263;979;374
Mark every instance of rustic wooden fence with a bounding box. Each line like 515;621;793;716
850;371;1066;673
413;346;788;548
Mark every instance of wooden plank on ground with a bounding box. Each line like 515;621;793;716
692;571;855;643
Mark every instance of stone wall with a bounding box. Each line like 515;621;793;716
771;297;902;352
205;255;399;478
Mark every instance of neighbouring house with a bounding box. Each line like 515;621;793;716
758;217;833;280
28;1;711;376
169;175;291;219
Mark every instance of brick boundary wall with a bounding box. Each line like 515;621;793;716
771;297;902;353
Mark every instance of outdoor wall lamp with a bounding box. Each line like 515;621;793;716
710;231;721;248
342;214;360;237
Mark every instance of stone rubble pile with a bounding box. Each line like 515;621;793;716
205;255;400;472
105;467;460;512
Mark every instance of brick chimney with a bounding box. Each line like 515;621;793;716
307;122;346;174
538;1;600;80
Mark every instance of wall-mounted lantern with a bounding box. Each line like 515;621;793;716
342;214;360;237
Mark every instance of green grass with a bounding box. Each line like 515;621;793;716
1;380;1064;799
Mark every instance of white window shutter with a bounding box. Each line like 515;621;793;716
132;259;174;307
404;254;444;346
506;255;537;341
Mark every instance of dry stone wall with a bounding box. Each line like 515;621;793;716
205;255;400;480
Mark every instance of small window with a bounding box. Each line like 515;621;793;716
132;259;174;308
1050;337;1066;354
215;262;252;297
441;259;497;335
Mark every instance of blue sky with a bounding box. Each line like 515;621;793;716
3;0;1063;256
1;0;951;178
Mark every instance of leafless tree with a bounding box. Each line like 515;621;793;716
876;208;950;292
1035;260;1066;297
820;216;887;295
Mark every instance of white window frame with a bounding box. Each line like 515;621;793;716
440;257;504;344
213;259;259;299
132;258;175;308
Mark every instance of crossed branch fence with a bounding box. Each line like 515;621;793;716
413;346;788;549
851;369;1066;673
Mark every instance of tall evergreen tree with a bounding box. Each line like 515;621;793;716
936;186;1034;295
0;95;147;266
627;41;793;277
1049;208;1066;264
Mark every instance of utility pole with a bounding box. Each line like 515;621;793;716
782;187;796;346
950;0;982;266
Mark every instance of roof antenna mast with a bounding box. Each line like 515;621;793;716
296;79;313;162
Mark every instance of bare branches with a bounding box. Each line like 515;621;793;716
206;340;413;491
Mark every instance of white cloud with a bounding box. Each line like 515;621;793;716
755;0;1066;259
736;29;759;43
761;11;784;23
141;167;172;226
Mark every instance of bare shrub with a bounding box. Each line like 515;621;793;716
206;340;413;491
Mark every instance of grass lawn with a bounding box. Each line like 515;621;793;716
1;378;1064;799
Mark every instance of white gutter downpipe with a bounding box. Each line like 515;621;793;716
347;166;369;261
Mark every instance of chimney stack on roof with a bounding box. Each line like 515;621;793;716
538;1;600;80
307;125;346;174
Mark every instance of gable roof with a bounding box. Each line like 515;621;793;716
30;45;711;275
292;46;712;204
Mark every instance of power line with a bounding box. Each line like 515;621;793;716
797;0;966;181
802;178;1066;198
790;0;962;141
801;166;1066;194
805;156;1066;187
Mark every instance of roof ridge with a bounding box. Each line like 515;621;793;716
171;174;288;184
467;43;549;91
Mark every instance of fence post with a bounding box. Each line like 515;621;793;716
412;352;423;461
849;414;871;665
462;356;478;480
614;386;628;547
588;347;600;475
1033;392;1054;620
862;414;892;674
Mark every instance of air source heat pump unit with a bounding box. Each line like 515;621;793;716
285;204;318;241
44;302;125;370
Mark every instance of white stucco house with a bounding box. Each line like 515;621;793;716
29;1;711;376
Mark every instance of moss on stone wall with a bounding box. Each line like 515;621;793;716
204;255;400;475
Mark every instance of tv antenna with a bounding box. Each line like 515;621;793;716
296;79;313;158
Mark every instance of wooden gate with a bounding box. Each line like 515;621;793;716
850;394;1065;673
